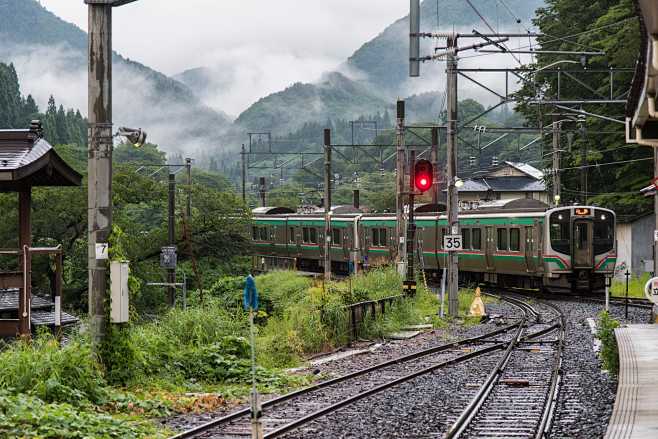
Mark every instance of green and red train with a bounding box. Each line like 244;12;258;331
250;200;616;293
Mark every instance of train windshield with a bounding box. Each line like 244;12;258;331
593;209;614;254
549;210;570;254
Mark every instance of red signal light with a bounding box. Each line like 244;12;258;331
414;159;433;193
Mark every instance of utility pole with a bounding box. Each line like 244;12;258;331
241;144;247;204
654;147;658;281
446;35;460;317
167;173;176;306
185;158;192;218
324;129;332;281
258;177;266;207
552;117;561;206
396;100;406;266
86;0;139;351
431;127;440;205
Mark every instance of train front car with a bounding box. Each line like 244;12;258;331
543;206;616;294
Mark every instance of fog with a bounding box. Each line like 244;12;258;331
39;0;410;115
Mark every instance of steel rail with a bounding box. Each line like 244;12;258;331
535;300;566;439
443;296;535;439
170;296;529;439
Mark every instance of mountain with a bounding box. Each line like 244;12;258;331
190;0;545;141
0;0;232;154
347;0;546;97
233;72;392;135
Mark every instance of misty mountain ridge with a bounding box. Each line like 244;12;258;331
0;0;232;154
177;0;544;142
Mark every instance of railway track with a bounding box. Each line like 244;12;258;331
171;294;552;439
445;296;565;439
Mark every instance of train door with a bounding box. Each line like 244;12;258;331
573;220;593;268
524;226;536;272
485;226;495;270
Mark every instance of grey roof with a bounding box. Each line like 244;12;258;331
0;128;82;190
504;161;544;180
457;176;545;193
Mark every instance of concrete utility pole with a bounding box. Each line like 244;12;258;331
653;148;658;278
324;129;332;281
167;173;176;306
258;177;266;207
396;100;406;266
86;0;139;350
446;35;460;317
241;144;247;204
185;158;192;219
552;117;561;206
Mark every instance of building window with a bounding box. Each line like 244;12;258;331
472;228;482;250
497;228;508;251
332;228;341;246
462;229;471;250
509;228;520;251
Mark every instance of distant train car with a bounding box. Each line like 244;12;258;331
250;200;616;294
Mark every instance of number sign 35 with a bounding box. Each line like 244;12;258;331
443;235;463;251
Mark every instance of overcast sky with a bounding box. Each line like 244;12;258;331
39;1;408;77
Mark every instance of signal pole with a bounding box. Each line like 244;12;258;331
324;129;332;281
431;127;440;205
446;35;460;317
552;117;561;206
406;150;417;290
396;100;406;266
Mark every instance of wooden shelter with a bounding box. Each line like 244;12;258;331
0;121;81;337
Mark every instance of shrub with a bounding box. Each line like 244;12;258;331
0;331;106;405
598;311;620;374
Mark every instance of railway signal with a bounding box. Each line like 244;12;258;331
414;159;434;193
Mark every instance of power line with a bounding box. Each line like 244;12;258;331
557;157;652;171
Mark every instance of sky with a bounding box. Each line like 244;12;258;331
38;0;409;114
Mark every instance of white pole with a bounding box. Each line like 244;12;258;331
440;267;447;318
249;309;263;439
605;277;610;312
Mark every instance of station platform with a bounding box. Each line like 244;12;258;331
605;324;658;439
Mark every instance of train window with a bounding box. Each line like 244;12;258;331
594;210;614;254
310;228;318;244
497;228;508;251
371;228;387;247
289;227;295;244
472;229;482;250
462;229;471;250
258;227;268;241
509;229;520;251
440;228;448;248
332;228;341;246
302;227;309;243
549;211;570;254
252;226;258;241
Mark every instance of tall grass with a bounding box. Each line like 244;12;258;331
611;272;650;298
0;330;106;405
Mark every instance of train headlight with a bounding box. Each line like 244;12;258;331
558;214;564;220
601;214;606;220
